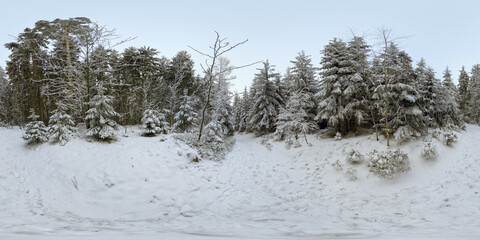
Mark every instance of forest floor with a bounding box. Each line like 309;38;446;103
0;125;479;240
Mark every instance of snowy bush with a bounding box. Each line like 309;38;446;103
345;149;364;164
334;132;342;141
284;135;302;149
443;130;457;146
368;149;410;179
432;128;458;146
22;109;48;144
421;141;438;161
345;168;357;181
141;109;168;136
331;159;343;171
394;126;415;143
48;103;76;145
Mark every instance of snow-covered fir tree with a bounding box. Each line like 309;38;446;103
85;84;120;140
276;51;318;139
372;43;426;142
173;89;198;133
249;61;283;135
209;57;235;137
317;38;368;134
438;67;462;127
48;102;76;145
275;92;318;142
415;59;440;127
141;108;169;136
457;66;470;119
237;87;250;132
468;64;480;124
22;108;48;144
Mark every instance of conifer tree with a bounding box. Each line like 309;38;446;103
249;61;283;135
22;108;48;144
457;66;470;119
373;43;426;143
48;102;76;145
438;67;462;127
173;89;198;133
85;84;120;140
469;64;480;124
276;51;317;139
141;108;168;136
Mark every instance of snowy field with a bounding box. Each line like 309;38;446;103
1;125;480;240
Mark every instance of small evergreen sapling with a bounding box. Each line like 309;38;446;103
421;141;438;161
85;86;120;141
22;109;48;144
48;102;76;145
141;109;168;136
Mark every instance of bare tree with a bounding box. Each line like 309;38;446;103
189;32;257;141
375;27;408;147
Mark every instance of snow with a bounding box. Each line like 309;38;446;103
1;125;480;239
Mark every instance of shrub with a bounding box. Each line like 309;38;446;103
421;141;438;161
368;149;410;179
345;168;357;181
394;126;415;143
331;159;343;171
345;149;364;164
334;132;342;141
432;128;457;146
443;130;457;146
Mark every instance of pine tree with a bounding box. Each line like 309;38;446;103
276;51;318;139
373;43;426;143
232;91;242;131
275;92;317;143
415;59;440;127
22;108;48;144
209;57;235;136
141;108;168;136
85;85;120;140
317;38;367;134
438;67;462;127
237;87;250;132
469;64;480;124
249;61;283;135
48;102;76;145
173;89;198;133
457;66;470;119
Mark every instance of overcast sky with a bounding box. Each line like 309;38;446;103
1;0;479;93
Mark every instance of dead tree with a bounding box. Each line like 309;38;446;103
188;32;255;141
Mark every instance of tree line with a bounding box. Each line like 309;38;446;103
0;19;479;146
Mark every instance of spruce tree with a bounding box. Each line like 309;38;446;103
141;108;168;136
276;51;318;139
373;43;426;142
457;66;470;119
438;67;462;127
469;64;480;124
85;85;120;140
22;108;48;144
173;89;198;133
249;61;283;135
48;102;76;145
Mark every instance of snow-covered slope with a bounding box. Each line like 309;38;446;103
1;125;479;239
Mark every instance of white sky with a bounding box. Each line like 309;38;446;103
1;0;480;93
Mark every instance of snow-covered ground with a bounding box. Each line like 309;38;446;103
1;125;479;240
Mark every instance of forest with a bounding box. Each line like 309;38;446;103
0;17;479;151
